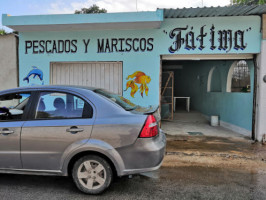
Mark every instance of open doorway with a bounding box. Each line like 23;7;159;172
160;58;254;139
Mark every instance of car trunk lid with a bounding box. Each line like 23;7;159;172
131;105;161;122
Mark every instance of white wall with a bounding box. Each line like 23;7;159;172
256;40;266;142
0;34;18;90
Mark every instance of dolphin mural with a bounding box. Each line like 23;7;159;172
23;66;44;85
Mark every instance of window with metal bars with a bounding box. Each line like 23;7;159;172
231;60;250;93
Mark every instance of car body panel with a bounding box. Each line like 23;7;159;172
116;130;166;171
21;119;93;170
0;121;24;169
91;116;146;148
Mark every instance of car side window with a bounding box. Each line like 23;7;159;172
0;93;31;121
35;92;93;119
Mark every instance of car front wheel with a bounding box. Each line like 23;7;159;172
72;155;113;194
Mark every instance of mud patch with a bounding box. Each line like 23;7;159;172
187;132;204;136
166;135;257;155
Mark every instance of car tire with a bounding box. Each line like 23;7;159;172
72;155;113;194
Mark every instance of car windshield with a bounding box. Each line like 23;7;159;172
94;89;137;111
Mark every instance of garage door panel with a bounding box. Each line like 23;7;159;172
118;63;122;95
100;64;105;89
86;65;91;86
78;64;83;85
61;64;66;85
79;64;83;85
104;63;110;91
91;63;96;87
82;64;87;86
73;64;79;85
109;64;114;93
96;63;101;88
113;65;119;94
51;62;122;94
56;64;60;84
69;64;74;85
65;64;70;85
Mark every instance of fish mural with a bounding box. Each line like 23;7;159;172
125;71;151;98
23;66;44;85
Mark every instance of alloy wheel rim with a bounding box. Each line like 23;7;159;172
77;160;106;190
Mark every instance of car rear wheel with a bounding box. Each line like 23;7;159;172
72;155;113;194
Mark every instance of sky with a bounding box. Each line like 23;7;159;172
0;0;231;32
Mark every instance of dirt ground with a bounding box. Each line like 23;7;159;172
164;134;266;173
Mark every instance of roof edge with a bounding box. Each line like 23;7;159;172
159;5;266;18
2;10;163;27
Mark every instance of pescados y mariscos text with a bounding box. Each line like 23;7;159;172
24;38;154;54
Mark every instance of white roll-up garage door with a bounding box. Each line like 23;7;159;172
50;62;123;95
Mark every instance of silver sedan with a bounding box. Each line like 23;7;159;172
0;85;166;194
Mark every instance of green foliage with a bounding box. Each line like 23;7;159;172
232;0;266;5
0;29;7;35
75;4;107;14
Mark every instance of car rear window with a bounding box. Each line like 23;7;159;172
94;89;136;111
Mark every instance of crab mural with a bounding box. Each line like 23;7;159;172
125;71;151;98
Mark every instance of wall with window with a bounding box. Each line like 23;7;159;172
256;38;266;141
175;60;254;134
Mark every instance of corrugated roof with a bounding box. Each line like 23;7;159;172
162;5;266;18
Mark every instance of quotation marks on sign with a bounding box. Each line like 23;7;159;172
163;30;168;35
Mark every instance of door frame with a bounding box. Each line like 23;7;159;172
159;54;257;139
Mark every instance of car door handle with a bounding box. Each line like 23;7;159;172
66;126;84;134
0;128;14;136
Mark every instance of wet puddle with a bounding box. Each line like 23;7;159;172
137;165;266;199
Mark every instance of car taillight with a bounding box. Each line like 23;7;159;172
139;115;158;138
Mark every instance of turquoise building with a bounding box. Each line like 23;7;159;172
3;5;266;141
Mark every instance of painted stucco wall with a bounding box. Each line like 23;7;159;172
0;34;18;90
256;40;266;141
19;29;161;106
174;60;254;132
17;16;261;108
